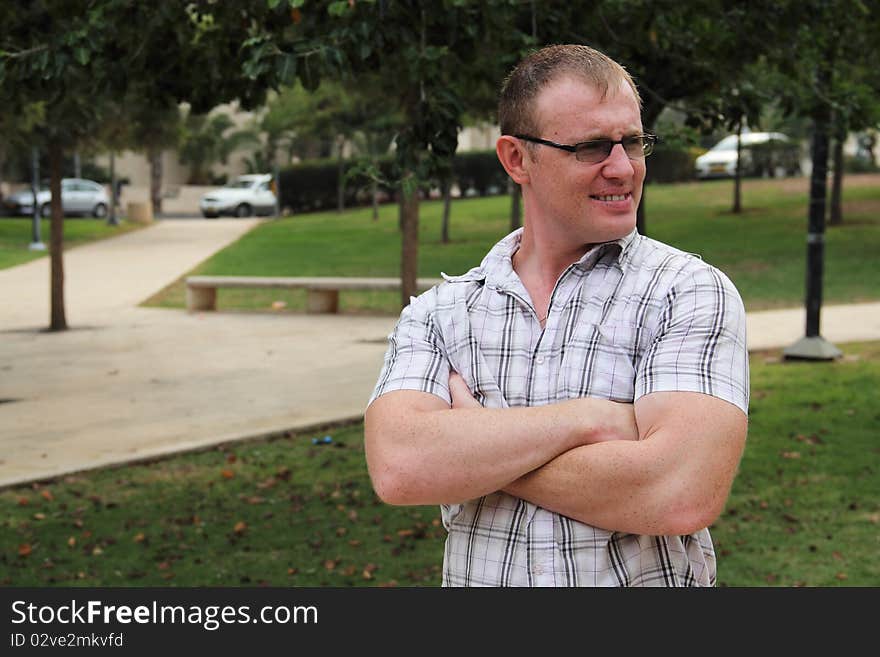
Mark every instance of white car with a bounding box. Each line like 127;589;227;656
199;174;277;218
695;132;794;179
3;178;110;218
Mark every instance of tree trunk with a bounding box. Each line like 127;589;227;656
149;148;163;215
509;180;521;231
371;177;379;221
48;139;67;331
440;178;452;243
400;179;419;309
108;151;118;225
733;118;743;214
828;128;844;226
636;188;646;235
336;135;346;213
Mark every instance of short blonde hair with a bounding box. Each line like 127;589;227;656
498;44;641;137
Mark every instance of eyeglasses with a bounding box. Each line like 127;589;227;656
514;133;657;163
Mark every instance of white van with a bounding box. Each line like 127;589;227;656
695;132;796;179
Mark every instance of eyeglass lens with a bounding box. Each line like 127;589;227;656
575;136;654;163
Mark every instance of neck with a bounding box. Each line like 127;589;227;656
514;221;593;288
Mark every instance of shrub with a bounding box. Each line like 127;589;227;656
646;144;698;183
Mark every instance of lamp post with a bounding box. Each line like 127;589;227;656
783;65;842;361
28;146;46;252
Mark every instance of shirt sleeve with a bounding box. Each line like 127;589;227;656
367;287;452;407
634;264;750;414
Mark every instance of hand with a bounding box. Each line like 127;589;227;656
449;371;481;409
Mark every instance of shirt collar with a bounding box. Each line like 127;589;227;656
476;227;640;288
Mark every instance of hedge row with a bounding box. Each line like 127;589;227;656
277;145;705;212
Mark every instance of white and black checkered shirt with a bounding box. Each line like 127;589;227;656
370;228;749;586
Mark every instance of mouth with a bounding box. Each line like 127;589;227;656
590;193;632;202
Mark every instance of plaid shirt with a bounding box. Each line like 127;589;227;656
369;228;749;587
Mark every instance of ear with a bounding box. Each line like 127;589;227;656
496;135;531;185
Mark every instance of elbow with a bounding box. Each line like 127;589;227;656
368;462;417;506
658;493;727;536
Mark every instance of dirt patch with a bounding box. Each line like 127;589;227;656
840;199;880;217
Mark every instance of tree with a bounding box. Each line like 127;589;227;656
765;0;880;359
179;110;260;185
125;98;183;214
246;0;526;307
0;1;281;330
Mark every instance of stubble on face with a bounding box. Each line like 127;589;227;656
525;76;646;247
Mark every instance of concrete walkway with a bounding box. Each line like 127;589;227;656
1;219;878;489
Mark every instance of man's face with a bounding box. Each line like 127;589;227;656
524;76;646;245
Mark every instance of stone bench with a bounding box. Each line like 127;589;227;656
185;275;444;313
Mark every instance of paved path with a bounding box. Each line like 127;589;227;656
1;219;878;488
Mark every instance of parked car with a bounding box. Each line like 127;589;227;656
199;174;276;218
695;132;800;179
3;178;110;218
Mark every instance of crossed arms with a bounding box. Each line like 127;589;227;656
364;375;747;536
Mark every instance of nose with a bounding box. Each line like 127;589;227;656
601;142;635;178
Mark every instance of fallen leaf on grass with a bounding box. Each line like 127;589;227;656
17;497;28;506
781;451;801;459
336;527;347;537
226;453;237;464
324;559;337;571
67;537;76;548
92;547;103;556
133;533;145;543
287;568;298;576
233;521;247;534
867;513;880;524
221;469;235;479
18;543;32;557
33;513;46;520
836;572;848;581
348;539;362;548
40;490;54;502
157;561;170;570
832;551;843;561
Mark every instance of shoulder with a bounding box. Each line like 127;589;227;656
628;235;743;307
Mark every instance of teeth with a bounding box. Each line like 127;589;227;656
595;194;628;201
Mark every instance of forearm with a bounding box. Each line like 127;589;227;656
504;440;689;535
505;393;748;536
365;392;634;506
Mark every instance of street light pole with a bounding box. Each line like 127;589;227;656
28;146;46;252
783;65;842;361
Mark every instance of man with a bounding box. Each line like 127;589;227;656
365;44;749;587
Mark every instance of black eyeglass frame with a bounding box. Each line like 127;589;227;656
513;133;658;162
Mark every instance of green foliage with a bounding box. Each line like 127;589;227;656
451;151;509;196
278;156;395;213
179;111;261;185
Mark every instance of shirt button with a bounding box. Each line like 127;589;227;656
536;355;545;365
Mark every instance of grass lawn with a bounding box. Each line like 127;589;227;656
143;173;880;314
0;217;144;270
2;341;877;587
